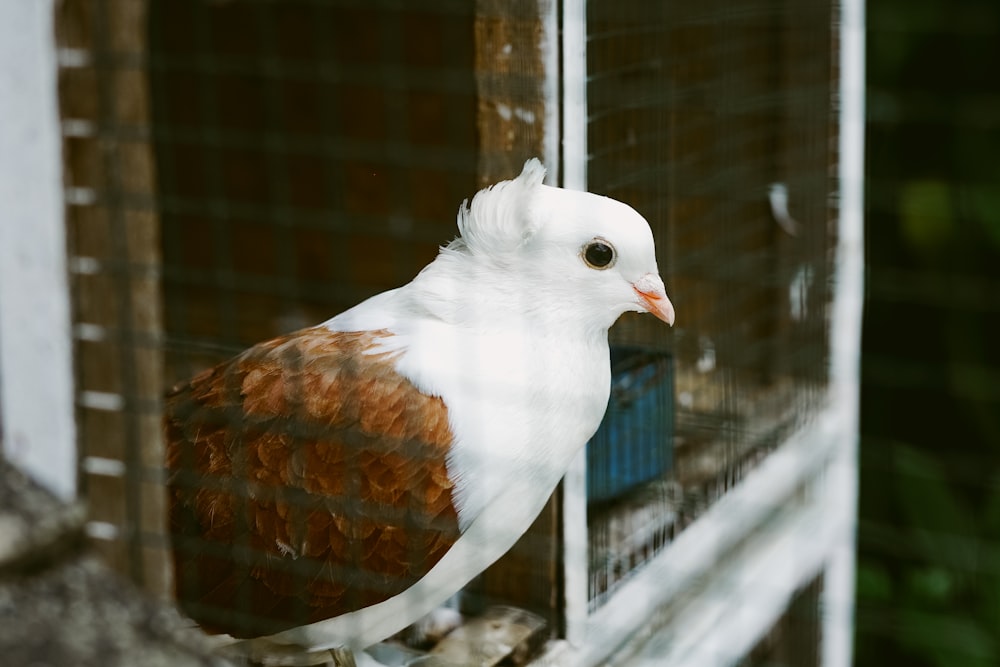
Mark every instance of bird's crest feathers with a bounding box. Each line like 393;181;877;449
452;158;547;257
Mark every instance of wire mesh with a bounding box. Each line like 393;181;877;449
585;0;837;607
147;0;566;643
150;0;479;380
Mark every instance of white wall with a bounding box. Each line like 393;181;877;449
0;0;77;500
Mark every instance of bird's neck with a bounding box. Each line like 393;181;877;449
407;252;611;342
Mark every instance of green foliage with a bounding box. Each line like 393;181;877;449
892;444;978;575
862;0;1000;663
898;180;954;253
965;185;1000;249
856;562;892;601
858;443;1000;666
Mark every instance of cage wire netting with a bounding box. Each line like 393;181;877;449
58;0;837;657
153;0;568;638
585;0;836;608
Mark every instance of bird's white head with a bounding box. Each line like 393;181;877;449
442;158;674;334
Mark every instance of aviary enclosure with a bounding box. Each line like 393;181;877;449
49;0;861;663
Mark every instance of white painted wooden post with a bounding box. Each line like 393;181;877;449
540;0;561;186
0;0;77;500
560;0;588;194
822;0;866;663
559;0;590;648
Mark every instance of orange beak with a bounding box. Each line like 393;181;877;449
632;273;675;326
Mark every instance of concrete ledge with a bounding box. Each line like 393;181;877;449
0;459;229;667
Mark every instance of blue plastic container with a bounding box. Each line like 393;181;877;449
586;348;674;504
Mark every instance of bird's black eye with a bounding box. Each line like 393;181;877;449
583;240;616;269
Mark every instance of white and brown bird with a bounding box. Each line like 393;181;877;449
165;159;674;653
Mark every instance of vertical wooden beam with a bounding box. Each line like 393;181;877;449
474;0;555;186
57;0;169;596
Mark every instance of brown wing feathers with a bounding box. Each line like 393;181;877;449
165;328;460;637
